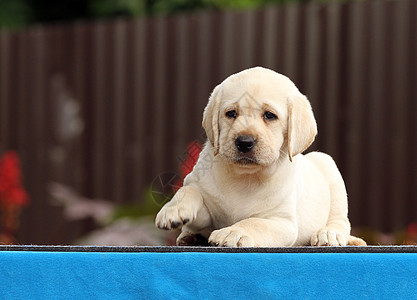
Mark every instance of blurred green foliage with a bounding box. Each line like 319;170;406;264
0;0;30;29
89;0;146;18
111;187;171;221
1;0;333;29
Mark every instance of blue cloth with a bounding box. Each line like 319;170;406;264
1;251;417;299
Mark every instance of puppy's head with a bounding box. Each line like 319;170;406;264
203;67;317;170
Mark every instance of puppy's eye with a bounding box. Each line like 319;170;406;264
263;111;277;121
225;110;237;119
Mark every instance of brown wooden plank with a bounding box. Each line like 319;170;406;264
162;15;179;178
153;17;167;178
186;15;203;143
409;0;417;223
72;23;87;193
16;30;35;242
173;15;189;159
312;4;328;153
303;3;321;124
251;9;265;68
195;12;213;126
91;22;107;199
282;4;299;81
142;18;157;187
345;1;368;228
45;25;66;244
389;0;413;229
262;7;279;69
241;10;256;68
220;11;236;78
26;27;47;243
323;3;341;160
0;32;11;150
112;20;127;203
131;19;147;203
367;1;389;230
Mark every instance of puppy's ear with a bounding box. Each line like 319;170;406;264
202;85;221;156
287;93;317;161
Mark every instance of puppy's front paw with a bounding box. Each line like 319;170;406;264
311;228;347;246
209;227;255;247
155;205;194;230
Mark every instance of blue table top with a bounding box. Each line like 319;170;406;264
1;246;417;299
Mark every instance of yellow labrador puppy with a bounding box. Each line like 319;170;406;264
155;67;366;247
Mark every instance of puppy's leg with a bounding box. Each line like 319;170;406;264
176;230;210;246
155;185;211;231
209;217;298;247
307;153;351;246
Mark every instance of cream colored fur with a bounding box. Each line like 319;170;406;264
155;67;366;247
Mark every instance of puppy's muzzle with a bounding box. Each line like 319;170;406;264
235;135;256;153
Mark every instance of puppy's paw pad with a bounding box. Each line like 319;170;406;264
311;228;346;246
155;206;194;230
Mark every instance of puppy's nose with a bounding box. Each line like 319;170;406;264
235;135;256;153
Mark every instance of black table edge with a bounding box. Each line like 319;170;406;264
1;245;417;253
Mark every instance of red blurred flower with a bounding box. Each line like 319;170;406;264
407;223;417;236
0;151;29;206
174;141;202;191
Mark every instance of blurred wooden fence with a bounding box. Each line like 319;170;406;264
0;0;416;244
